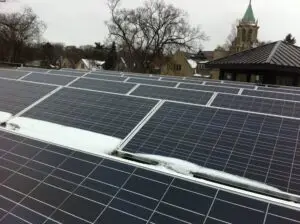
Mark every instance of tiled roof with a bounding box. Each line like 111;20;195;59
207;41;300;68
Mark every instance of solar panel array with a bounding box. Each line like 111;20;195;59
1;68;300;223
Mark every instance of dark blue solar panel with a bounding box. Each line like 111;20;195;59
243;89;300;101
131;85;213;105
212;94;300;118
49;70;84;77
179;83;240;94
23;73;76;85
23;88;158;139
0;79;56;114
70;78;135;94
0;132;299;224
85;74;127;82
258;86;300;95
123;101;300;194
206;81;254;89
127;78;177;87
0;70;29;79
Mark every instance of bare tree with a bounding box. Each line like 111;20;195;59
0;7;46;62
222;20;239;51
106;0;207;72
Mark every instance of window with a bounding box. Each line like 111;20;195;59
242;29;246;41
198;64;205;69
248;29;253;41
174;64;182;71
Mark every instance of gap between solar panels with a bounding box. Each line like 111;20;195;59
113;151;300;203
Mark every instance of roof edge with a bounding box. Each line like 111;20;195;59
266;41;282;63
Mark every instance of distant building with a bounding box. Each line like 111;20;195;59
207;41;300;86
161;51;213;77
230;0;259;54
59;58;76;69
76;59;105;70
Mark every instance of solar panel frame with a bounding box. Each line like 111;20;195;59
70;78;136;94
130;85;214;105
211;93;300;118
123;101;300;194
0;131;300;224
22;88;158;139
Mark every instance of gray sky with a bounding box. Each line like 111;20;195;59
2;0;300;50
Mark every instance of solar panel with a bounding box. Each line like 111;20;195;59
92;71;122;76
70;78;136;94
0;79;56;114
0;70;29;80
258;86;300;95
123;101;300;194
206;81;254;89
125;74;159;80
85;73;127;81
0;132;299;224
160;77;184;82
18;67;50;73
23;88;158;139
130;85;213;105
127;77;177;87
49;70;84;77
179;83;240;94
22;73;76;85
243;89;300;101
212;94;300;118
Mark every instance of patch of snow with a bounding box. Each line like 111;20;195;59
135;154;282;193
95;61;105;66
187;59;197;69
82;59;90;69
0;111;12;123
7;117;121;155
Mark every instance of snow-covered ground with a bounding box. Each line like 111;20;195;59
7;117;121;155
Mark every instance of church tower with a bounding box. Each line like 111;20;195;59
232;0;259;53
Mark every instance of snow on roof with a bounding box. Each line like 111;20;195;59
82;59;105;69
0;111;12;123
187;59;197;69
82;59;90;68
7;117;122;155
134;154;282;194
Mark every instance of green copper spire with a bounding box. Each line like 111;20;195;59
242;0;256;24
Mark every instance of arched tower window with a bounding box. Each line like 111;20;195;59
242;29;246;42
248;29;253;41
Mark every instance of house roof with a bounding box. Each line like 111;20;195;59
81;59;105;69
207;41;300;68
242;0;256;24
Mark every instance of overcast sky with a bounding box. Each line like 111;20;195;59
2;0;300;50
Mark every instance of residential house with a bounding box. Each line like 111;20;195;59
76;59;105;70
59;57;76;69
161;51;213;77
